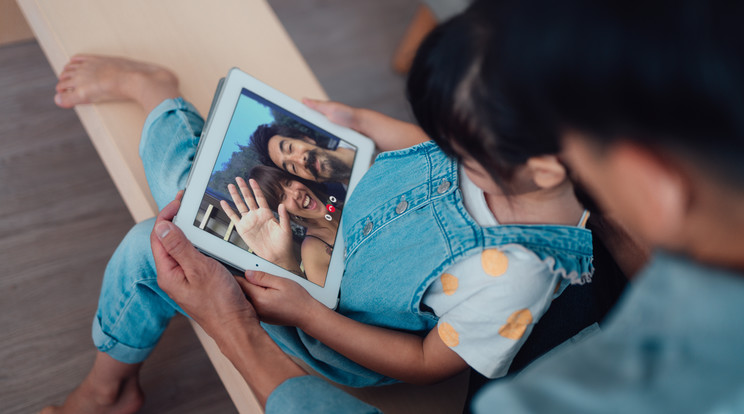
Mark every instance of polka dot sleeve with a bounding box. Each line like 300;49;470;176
422;244;561;378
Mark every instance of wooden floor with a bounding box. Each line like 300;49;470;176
0;1;418;413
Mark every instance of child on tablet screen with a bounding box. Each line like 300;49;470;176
44;10;593;414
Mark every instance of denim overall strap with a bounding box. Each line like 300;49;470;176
481;224;594;286
340;141;466;330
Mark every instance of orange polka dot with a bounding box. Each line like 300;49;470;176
481;249;509;276
438;322;460;347
441;273;459;296
498;309;533;340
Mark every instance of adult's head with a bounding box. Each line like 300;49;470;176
249;165;332;224
251;124;352;184
482;0;744;259
406;5;562;194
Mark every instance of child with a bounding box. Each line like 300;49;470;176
44;11;593;414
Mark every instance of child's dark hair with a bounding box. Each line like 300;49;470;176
406;5;561;187
490;0;744;183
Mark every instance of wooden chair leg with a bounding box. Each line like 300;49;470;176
391;4;438;75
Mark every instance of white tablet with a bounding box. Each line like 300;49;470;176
174;68;374;309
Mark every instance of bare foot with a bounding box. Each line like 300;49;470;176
54;54;180;113
40;353;145;414
40;377;144;414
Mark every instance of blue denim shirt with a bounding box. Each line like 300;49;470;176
471;252;744;413
264;141;593;387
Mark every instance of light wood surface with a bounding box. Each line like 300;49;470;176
16;0;327;224
11;0;468;412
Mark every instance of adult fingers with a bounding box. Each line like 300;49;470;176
277;204;291;233
151;231;185;291
229;181;253;213
153;220;203;275
151;193;186;288
156;193;182;223
235;177;260;212
221;199;241;224
248;178;271;210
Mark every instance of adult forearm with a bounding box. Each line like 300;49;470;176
215;322;307;407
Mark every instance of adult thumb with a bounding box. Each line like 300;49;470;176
154;221;199;266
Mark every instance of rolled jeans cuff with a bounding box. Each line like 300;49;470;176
92;316;155;364
140;97;201;157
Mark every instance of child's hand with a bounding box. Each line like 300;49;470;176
240;270;320;327
302;98;359;131
303;98;429;152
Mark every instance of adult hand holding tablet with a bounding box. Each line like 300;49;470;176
174;68;375;309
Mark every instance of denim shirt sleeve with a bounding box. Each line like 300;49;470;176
266;376;381;414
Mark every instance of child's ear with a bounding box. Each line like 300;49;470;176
526;155;567;189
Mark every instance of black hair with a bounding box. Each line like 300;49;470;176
250;124;316;168
406;4;561;187
490;0;744;182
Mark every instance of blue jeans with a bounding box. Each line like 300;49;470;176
93;98;202;363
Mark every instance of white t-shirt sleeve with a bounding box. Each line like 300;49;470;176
424;244;560;378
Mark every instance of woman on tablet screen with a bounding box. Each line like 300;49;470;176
220;166;340;286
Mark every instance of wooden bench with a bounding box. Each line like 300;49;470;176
14;0;468;412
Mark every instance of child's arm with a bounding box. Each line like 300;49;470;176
303;98;430;152
242;270;469;385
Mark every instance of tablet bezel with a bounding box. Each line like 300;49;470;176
174;67;374;309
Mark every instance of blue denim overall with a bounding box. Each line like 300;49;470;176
94;99;593;389
264;140;594;387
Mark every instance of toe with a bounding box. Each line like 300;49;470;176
54;90;80;108
69;54;93;63
55;77;74;93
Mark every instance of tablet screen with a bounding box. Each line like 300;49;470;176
193;88;357;287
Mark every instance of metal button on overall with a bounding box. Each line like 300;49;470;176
395;200;409;214
363;221;374;236
437;180;451;194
